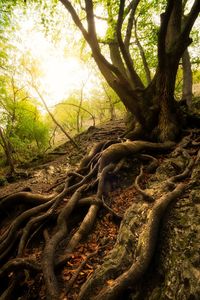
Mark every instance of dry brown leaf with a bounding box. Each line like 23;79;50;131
80;272;85;275
106;279;115;286
86;263;93;269
64;275;71;280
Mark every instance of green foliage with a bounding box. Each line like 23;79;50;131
88;81;125;122
0;73;50;161
48;82;125;138
193;69;200;84
13;103;49;145
0;176;7;186
51;95;91;134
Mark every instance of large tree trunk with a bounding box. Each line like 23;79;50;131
120;57;181;142
147;57;181;141
122;0;195;142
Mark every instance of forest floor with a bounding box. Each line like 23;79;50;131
0;120;125;196
0;119;132;299
0;118;200;300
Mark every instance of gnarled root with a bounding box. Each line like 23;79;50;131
0;137;196;300
79;184;186;300
78;140;196;300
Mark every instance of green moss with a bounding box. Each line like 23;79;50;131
0;176;7;186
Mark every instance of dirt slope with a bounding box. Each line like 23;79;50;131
0;120;125;197
0;120;199;300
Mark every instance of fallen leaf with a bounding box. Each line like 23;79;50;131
107;279;115;286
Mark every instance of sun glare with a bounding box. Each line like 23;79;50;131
13;8;97;108
21;33;90;106
39;55;90;106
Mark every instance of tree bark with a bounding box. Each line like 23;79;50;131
182;49;192;108
0;127;15;174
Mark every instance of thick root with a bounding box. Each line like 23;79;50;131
99;140;175;171
0;137;196;300
88;184;186;300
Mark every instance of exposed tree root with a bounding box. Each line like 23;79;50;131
0;258;40;277
0;192;55;210
85;184;186;300
134;164;154;202
0;136;197;300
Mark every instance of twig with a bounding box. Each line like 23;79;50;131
102;197;122;220
65;250;98;294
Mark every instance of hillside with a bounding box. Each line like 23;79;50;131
0;119;125;196
0;119;200;300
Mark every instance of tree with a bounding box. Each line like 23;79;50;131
0;127;15;174
31;81;80;150
22;57;80;150
0;72;50;163
101;80;125;120
60;0;200;141
54;98;96;134
182;48;193;107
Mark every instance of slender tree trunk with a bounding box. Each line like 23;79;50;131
33;85;80;150
182;49;192;108
65;103;96;127
77;86;84;133
24;65;80;150
0;127;15;174
101;82;116;121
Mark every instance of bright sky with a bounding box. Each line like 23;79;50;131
41;56;89;104
12;5;107;107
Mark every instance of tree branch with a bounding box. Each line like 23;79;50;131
59;0;144;122
85;0;99;49
181;0;200;40
106;0;127;78
56;102;96;127
124;0;140;50
165;0;182;52
157;0;174;68
175;0;200;56
59;0;146;123
117;0;144;89
60;0;124;82
59;0;89;41
133;17;151;84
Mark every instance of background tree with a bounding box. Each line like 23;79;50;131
21;55;80;149
0;127;15;174
0;71;50;163
53;96;96;135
